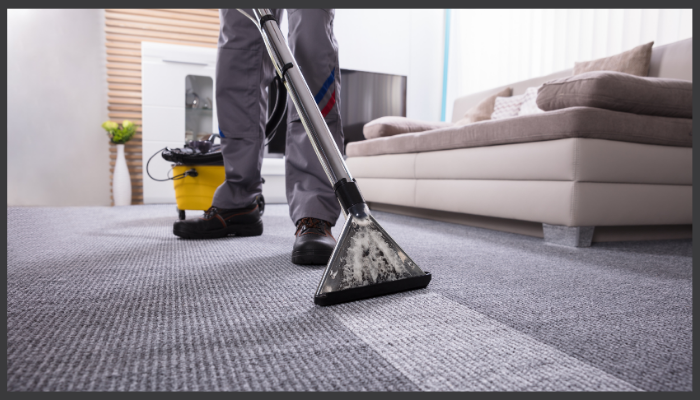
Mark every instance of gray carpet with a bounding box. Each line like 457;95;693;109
6;204;692;391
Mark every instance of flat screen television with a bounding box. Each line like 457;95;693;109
339;69;407;149
266;68;407;155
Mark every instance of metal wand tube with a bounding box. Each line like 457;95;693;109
253;9;353;187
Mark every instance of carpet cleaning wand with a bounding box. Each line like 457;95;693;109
247;9;431;306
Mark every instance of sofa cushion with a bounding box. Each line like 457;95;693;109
356;178;691;227
537;71;692;118
362;116;452;140
454;87;512;126
574;41;654;77
347;138;692;185
346;107;692;158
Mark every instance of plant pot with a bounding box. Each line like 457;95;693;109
113;144;132;206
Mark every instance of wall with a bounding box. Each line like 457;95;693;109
334;9;445;122
406;9;445;123
7;9;110;206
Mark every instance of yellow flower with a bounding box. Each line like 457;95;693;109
102;121;118;131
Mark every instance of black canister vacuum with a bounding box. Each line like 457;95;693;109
241;9;431;306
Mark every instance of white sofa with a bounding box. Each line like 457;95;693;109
345;38;692;246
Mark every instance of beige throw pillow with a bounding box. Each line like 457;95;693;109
454;87;512;126
573;41;654;77
363;116;452;140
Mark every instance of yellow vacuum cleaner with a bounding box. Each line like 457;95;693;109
146;138;226;221
171;164;225;220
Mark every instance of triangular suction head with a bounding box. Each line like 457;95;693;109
314;204;431;306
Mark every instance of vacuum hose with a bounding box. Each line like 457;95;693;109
265;75;288;146
236;9;288;147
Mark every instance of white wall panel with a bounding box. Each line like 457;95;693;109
407;9;444;122
7;9;110;206
334;9;411;76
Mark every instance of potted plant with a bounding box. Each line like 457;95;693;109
102;120;137;206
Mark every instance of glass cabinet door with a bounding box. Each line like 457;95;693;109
185;75;213;142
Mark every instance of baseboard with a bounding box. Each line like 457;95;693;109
367;202;692;243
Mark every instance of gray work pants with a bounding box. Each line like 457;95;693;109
212;9;344;226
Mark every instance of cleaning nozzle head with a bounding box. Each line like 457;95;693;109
314;203;431;306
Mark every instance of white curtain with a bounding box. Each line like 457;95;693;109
444;9;693;122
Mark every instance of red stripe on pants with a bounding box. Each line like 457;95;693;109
320;91;336;117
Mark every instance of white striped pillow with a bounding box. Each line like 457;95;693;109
518;86;545;116
491;94;525;120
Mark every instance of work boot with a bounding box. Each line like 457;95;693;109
292;217;336;265
173;198;263;239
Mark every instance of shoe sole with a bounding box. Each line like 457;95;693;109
173;220;263;239
292;249;333;266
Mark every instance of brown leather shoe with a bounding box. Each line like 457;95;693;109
292;217;336;265
173;199;263;239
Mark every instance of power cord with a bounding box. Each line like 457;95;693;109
236;9;258;27
146;148;198;182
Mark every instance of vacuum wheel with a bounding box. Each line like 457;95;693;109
177;207;186;220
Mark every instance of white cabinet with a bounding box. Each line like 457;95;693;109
142;106;185;143
141;42;218;205
141;42;287;205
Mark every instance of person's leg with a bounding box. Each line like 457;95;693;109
285;9;344;264
285;8;344;226
212;8;282;210
173;9;281;239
